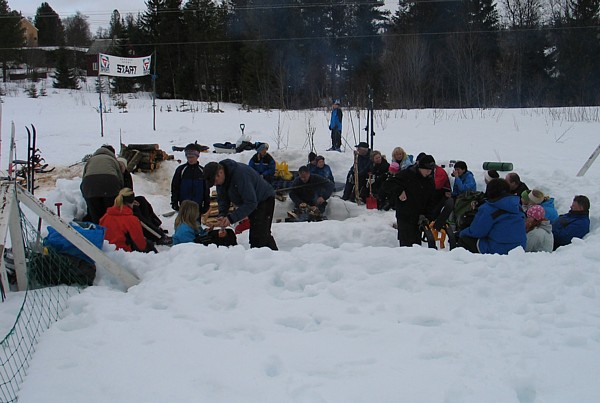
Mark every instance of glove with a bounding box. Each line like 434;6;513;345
418;215;429;227
171;202;179;211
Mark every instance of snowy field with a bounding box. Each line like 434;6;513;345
1;81;600;402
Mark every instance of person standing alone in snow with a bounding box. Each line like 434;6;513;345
328;99;343;151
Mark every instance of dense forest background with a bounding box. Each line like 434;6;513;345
1;0;600;109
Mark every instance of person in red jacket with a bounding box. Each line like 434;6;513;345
100;188;156;253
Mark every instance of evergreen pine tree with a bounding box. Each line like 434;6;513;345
52;49;79;89
0;0;24;82
34;2;65;46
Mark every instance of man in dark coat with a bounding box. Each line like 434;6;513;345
505;172;529;197
289;166;334;213
80;145;124;223
342;142;373;203
392;154;437;247
552;195;591;249
170;143;210;214
204;159;278;250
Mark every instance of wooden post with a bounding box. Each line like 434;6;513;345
576;144;600;177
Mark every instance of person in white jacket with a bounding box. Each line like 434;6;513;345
525;205;554;252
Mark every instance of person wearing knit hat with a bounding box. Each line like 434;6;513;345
341;141;373;202
388;161;400;174
528;189;545;205
525;204;554;252
171;142;210;214
522;189;559;223
484;170;499;185
391;154;437;246
249;142;276;184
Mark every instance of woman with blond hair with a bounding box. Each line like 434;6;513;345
173;200;207;245
100;188;156;253
391;147;413;170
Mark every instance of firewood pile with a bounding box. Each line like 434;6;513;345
119;143;174;173
202;191;235;227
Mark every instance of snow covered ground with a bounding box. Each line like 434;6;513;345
1;81;600;402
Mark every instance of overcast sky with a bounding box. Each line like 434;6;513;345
10;0;398;35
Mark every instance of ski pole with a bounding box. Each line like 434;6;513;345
54;202;62;217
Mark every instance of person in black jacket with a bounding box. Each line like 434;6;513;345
170;143;210;214
80;145;123;223
289;166;334;213
342;142;373;202
204;159;278;250
393;155;437;247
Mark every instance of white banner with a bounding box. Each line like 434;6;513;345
98;53;152;77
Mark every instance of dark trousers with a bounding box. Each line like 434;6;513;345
457;235;479;253
248;196;278;250
85;196;116;224
331;129;341;149
397;217;421;247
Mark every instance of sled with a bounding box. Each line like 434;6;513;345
213;142;237;153
172;144;210;152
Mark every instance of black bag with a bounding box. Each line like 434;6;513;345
194;229;237;247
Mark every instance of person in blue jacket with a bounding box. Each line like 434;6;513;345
552;195;591;250
458;178;526;254
248;142;276;184
312;155;334;183
451;160;477;197
204;159;278;250
328;100;343;151
171;143;210;214
173;200;207;245
522;189;559;224
289;165;334;213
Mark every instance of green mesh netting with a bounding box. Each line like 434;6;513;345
0;203;91;402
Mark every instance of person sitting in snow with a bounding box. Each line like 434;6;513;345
361;150;389;201
289;165;334;214
525;205;554;252
100;188;157;253
458;178;526;255
117;157;170;245
378;161;401;210
451;161;476;197
505;172;529;197
249;142;276;184
173;200;206;245
484;169;499;185
391;146;413;170
521;189;559;224
552;195;591;250
341;142;372;203
312;155;334;183
308;152;318;174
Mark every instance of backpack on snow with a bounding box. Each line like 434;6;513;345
453;191;486;231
